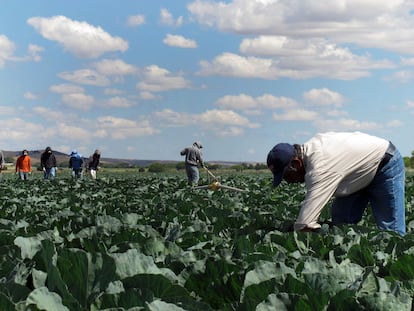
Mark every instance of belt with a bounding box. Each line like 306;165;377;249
377;142;396;171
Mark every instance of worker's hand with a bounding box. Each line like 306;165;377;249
279;221;295;232
299;227;318;232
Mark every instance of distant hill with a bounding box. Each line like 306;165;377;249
1;150;250;168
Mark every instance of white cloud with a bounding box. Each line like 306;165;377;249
101;97;135;108
0;118;50;145
199;43;393;80
407;100;414;108
92;59;138;76
216;93;297;111
160;8;183;27
163;34;197;48
127;15;146;27
314;118;380;132
49;84;84;94
387;119;403;127
24;92;39;100
27;44;44;62
0;105;17;115
96;116;158;139
27;15;128;58
303;88;345;107
273;109;318;121
199;52;279;79
137;65;191;92
139;91;161;100
154;108;259;136
387;70;414;83
58;69;110;86
57;123;90;141
0;35;15;67
188;0;414;55
0;35;42;66
32;106;75;122
198;109;260;128
61;93;95;110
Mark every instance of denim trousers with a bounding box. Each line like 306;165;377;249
44;167;56;180
331;149;406;235
185;164;199;185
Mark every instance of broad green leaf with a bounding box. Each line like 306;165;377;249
26;286;70;311
14;236;42;260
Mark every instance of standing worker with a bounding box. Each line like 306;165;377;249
267;131;406;235
15;150;32;180
69;150;84;179
40;146;57;180
180;142;204;185
88;149;101;180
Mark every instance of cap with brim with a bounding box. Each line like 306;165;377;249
267;143;295;187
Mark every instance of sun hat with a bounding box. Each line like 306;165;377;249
267;143;295;187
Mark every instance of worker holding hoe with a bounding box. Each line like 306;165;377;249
180;141;204;185
267;131;406;236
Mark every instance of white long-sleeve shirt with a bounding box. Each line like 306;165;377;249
294;132;389;231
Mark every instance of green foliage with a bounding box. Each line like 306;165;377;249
148;162;167;173
0;174;412;310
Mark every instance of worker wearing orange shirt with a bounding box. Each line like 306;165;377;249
15;150;32;180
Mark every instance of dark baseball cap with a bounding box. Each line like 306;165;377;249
267;143;295;187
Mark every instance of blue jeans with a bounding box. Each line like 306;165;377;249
72;168;83;179
185;164;199;185
331;149;406;235
44;167;56;180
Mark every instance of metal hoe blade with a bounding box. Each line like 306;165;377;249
193;167;248;192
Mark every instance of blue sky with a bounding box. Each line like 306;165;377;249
1;0;414;162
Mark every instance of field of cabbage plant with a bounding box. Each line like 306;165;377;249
0;171;413;310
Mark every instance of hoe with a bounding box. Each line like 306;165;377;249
194;167;248;192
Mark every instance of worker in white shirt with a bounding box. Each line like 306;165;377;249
267;132;406;235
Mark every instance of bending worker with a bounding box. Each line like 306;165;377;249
180;141;204;185
267;131;405;235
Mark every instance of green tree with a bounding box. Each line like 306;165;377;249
176;162;186;170
148;162;167;173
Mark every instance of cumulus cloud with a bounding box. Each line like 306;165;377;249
92;59;138;76
199;47;392;80
0;35;15;67
27;15;128;58
188;0;414;55
303;88;345;107
58;69;110;86
61;93;95;110
24;92;39;100
0;35;43;66
0;118;50;145
49;84;85;94
215;93;297;112
314;118;380;132
96;116;158;139
199;52;279;79
101;96;135;108
137;65;191;92
163;34;197;48
273;109;318;121
160;8;183;27
189;0;414;80
127;15;145;27
153;108;259;136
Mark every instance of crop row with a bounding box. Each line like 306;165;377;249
0;174;413;310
